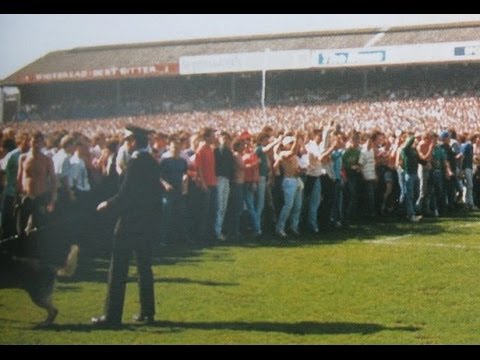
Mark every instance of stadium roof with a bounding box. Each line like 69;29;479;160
2;21;480;86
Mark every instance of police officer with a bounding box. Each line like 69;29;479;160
92;125;161;327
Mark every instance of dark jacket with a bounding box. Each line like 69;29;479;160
214;146;234;180
107;151;162;226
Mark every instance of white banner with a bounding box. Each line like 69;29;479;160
180;41;480;75
180;49;311;74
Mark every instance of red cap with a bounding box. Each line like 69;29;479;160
239;131;251;140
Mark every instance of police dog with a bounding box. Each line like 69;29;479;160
0;244;79;326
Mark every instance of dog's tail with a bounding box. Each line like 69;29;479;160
56;245;79;277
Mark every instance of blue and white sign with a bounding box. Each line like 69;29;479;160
180;41;480;75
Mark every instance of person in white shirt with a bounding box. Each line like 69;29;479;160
69;138;93;251
115;140;131;177
70;140;91;194
359;131;382;217
52;135;76;209
304;129;324;233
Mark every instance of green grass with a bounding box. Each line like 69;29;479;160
1;211;480;344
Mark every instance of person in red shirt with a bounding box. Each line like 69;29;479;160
194;127;217;243
240;131;261;236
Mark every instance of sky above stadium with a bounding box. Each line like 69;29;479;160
1;14;480;80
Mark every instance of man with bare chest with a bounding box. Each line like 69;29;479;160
416;132;435;216
16;131;57;256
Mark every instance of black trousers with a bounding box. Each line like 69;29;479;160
104;218;155;324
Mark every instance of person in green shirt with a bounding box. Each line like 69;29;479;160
431;133;453;216
342;132;362;220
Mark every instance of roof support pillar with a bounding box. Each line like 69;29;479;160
261;48;271;111
230;74;236;106
0;87;4;123
261;70;266;111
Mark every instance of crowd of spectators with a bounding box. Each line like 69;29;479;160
8;93;480;140
1;65;479;258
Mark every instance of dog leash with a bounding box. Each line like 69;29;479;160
0;217;75;245
0;233;19;245
0;227;43;245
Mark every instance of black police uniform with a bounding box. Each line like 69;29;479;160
96;128;161;325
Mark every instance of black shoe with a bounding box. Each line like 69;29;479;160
91;315;121;328
132;314;154;324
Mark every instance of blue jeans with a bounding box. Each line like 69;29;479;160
307;176;321;231
345;172;361;220
161;191;187;243
255;176;267;231
405;173;419;217
431;169;445;214
364;180;376;217
276;177;303;233
214;176;230;237
464;168;474;206
397;168;406;205
229;183;244;239
244;183;260;233
196;185;217;242
416;164;431;214
330;179;344;223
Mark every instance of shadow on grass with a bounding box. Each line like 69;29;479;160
63;254;237;287
221;218;446;248
66;257;110;283
55;284;83;292
152;320;420;335
66;211;479;282
448;216;480;223
154;277;239;286
32;323;136;332
153;256;204;266
38;320;420;336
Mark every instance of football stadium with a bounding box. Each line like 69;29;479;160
1;21;480;344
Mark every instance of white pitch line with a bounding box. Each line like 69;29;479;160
451;222;479;229
365;234;413;244
403;242;480;250
366;235;480;251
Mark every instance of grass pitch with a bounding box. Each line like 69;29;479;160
1;211;480;344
